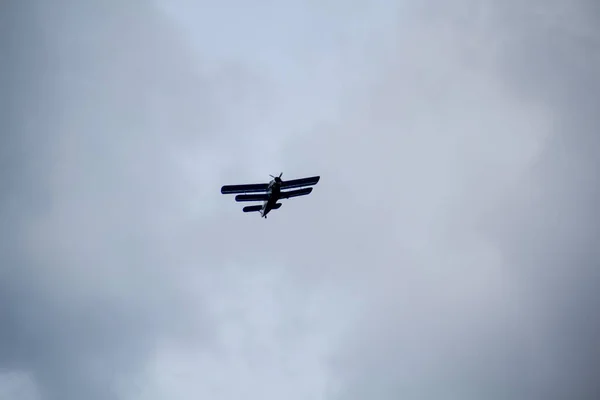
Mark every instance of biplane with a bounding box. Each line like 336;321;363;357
220;173;320;218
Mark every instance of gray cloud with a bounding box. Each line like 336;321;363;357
311;3;600;399
275;2;599;399
2;0;598;399
0;1;232;399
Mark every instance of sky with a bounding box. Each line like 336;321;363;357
1;0;599;399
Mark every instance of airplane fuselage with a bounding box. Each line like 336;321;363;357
260;179;281;218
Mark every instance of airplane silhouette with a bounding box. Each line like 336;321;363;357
220;173;320;218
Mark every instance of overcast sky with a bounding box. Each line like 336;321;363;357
1;1;599;399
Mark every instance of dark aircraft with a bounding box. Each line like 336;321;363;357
220;173;320;218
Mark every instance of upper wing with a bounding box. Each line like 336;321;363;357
235;193;270;202
221;183;269;194
280;175;320;189
280;187;313;199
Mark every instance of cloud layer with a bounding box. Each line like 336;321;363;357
1;1;598;399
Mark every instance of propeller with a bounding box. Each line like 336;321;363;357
269;172;283;183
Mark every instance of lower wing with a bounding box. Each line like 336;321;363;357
235;193;270;202
279;187;313;199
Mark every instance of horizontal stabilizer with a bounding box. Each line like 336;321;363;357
281;176;320;189
242;205;263;213
280;187;313;199
235;193;269;202
221;183;268;194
